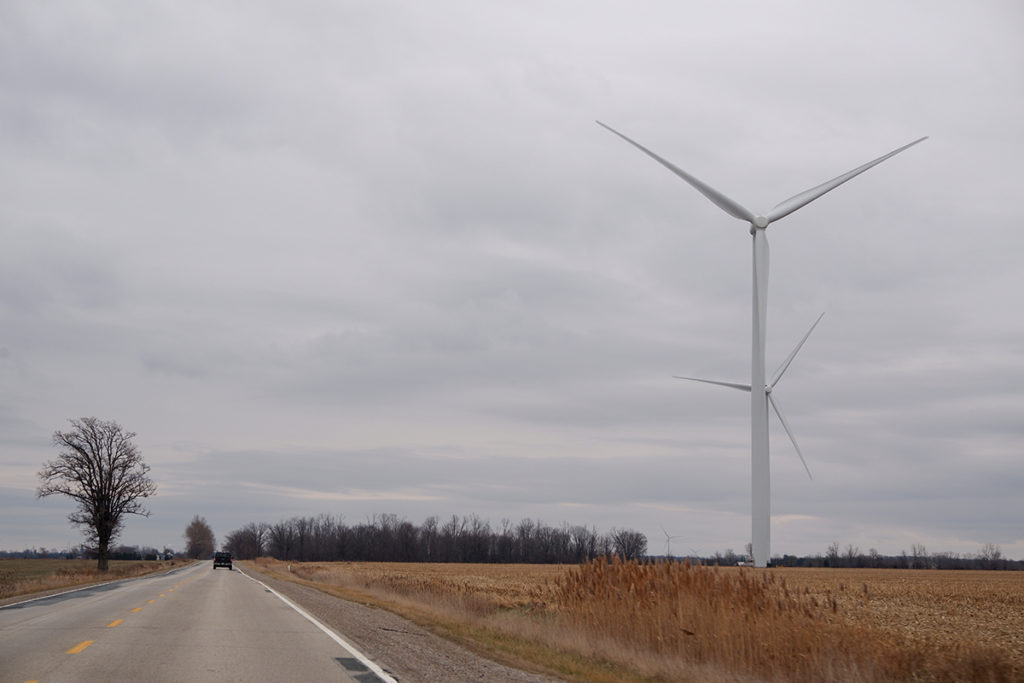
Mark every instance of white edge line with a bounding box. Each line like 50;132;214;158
237;567;397;683
0;561;202;609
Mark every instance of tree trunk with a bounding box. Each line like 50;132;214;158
97;536;110;572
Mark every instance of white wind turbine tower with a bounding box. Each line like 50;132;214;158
598;122;926;568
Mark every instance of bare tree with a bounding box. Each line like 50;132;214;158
224;522;270;559
184;515;216;559
978;543;1003;570
268;519;295;559
910;543;928;569
824;541;840;566
420;516;439;561
37;418;157;571
610;528;648;561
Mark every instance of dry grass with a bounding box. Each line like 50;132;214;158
555;560;1020;682
250;558;1023;682
0;558;191;601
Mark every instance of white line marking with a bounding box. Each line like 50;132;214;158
237;568;396;683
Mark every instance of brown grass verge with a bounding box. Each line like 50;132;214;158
249;558;1022;683
0;558;193;602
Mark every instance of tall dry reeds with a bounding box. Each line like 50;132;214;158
552;558;1016;682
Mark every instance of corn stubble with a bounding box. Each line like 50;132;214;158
258;558;1020;682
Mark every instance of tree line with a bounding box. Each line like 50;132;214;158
768;541;1021;570
0;545;172;561
670;542;1020;570
222;513;648;563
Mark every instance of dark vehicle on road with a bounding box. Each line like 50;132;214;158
213;551;232;570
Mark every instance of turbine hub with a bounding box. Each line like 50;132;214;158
754;215;769;229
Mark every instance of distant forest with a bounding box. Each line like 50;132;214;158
1;545;171;561
222;513;649;563
216;513;1021;569
5;519;1018;570
707;541;1021;570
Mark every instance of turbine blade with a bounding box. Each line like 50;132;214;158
768;393;813;480
597;121;758;224
765;137;928;224
673;376;752;392
769;312;825;388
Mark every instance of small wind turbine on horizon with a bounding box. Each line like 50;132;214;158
598;121;926;568
661;526;683;559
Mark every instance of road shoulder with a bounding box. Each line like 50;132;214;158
240;564;560;683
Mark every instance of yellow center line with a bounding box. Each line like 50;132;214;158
66;640;93;654
106;619;124;628
131;607;143;613
158;593;166;597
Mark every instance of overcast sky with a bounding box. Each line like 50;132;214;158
2;1;1022;560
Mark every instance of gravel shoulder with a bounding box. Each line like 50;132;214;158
240;563;562;683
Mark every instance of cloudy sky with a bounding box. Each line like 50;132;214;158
2;1;1022;560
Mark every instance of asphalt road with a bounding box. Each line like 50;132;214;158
0;562;394;683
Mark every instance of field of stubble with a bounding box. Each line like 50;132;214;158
254;558;1023;682
770;567;1024;665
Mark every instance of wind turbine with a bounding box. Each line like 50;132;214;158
661;525;683;559
598;121;926;568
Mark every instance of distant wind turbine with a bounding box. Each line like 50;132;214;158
598;121;926;568
661;525;683;559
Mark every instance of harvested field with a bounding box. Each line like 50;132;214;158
254;558;1023;682
768;567;1024;669
278;560;566;609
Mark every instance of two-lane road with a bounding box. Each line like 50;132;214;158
0;562;393;683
